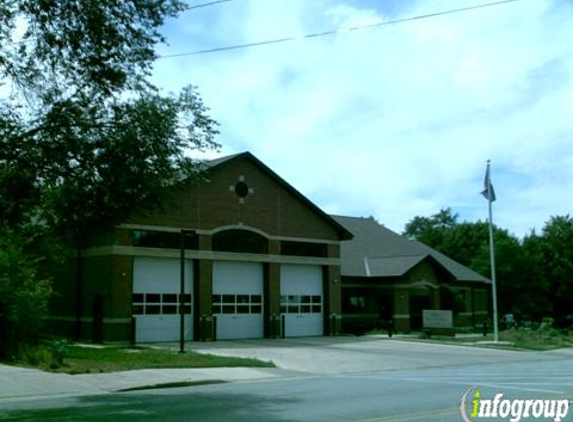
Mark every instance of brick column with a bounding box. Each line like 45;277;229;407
393;287;410;332
431;287;440;309
324;265;342;335
266;262;281;338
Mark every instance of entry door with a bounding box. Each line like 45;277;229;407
132;257;193;342
212;261;264;340
280;264;324;337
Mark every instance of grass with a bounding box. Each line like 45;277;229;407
503;327;573;351
11;344;275;374
380;327;573;351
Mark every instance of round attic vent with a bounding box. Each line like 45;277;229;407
234;181;249;199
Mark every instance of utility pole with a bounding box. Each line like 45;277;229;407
179;229;196;353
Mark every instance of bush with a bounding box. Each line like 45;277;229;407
13;342;66;370
50;339;69;365
0;229;53;359
540;317;554;330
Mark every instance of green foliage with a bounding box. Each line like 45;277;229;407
1;0;186;96
538;215;573;324
31;86;219;241
403;207;458;248
403;211;573;323
0;230;53;358
1;1;219;348
14;343;61;369
1;1;219;241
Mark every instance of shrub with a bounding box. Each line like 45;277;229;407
13;342;66;370
50;339;69;365
540;317;554;330
0;229;53;359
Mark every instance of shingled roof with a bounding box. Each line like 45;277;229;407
332;215;490;283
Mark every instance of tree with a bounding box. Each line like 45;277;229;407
402;208;458;249
1;1;220;349
1;1;219;236
538;215;573;324
0;230;53;358
1;1;186;97
403;210;541;318
520;231;551;320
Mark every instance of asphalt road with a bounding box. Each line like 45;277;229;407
2;356;572;422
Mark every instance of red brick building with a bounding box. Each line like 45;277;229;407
49;152;352;342
48;152;490;342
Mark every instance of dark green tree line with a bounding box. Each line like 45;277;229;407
404;209;572;325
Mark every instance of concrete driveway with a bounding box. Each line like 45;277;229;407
181;336;562;375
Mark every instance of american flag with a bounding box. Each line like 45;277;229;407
481;161;496;202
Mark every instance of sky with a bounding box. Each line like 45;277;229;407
150;0;573;239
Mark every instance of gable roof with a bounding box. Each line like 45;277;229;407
332;215;490;283
366;255;428;277
204;152;353;240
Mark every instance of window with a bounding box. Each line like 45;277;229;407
342;295;367;313
132;292;192;315
212;229;268;254
133;230;198;249
280;241;327;257
234;181;250;198
212;294;263;314
280;295;322;314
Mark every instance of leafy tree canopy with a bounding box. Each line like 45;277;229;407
1;0;185;97
1;2;220;350
1;1;220;242
403;210;573;322
403;207;458;250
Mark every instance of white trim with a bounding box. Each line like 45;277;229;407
46;316;131;324
406;280;439;289
116;223;340;245
82;245;340;266
210;224;268;237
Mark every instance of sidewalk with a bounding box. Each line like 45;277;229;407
0;363;291;402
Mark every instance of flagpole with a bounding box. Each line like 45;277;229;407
486;160;499;343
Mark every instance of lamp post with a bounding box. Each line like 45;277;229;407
179;229;196;353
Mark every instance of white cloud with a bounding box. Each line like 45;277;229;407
152;0;573;238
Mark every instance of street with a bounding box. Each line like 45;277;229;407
2;353;572;422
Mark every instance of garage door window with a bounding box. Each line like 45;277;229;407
132;293;192;315
212;294;262;314
280;295;321;314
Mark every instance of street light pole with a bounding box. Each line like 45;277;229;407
179;229;186;354
179;229;196;353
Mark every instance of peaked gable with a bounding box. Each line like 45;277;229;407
202;152;352;240
127;152;352;241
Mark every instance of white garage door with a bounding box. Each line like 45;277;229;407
132;257;193;343
212;261;264;340
280;264;323;337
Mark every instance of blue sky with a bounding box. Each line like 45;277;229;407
151;0;573;238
